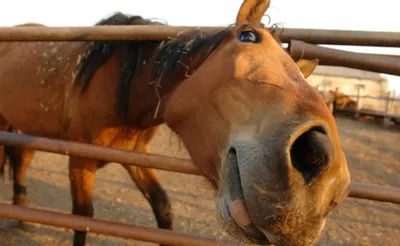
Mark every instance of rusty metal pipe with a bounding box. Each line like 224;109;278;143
0;25;222;41
0;203;236;246
0;131;201;175
278;28;400;47
0;26;400;47
0;131;399;204
287;40;400;76
349;182;400;204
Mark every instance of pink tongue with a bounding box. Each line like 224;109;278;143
229;199;252;226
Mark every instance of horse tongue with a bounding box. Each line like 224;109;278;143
229;199;252;226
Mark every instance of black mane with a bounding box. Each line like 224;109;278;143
75;12;230;122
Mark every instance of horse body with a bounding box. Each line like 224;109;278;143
1;41;76;137
0;1;351;246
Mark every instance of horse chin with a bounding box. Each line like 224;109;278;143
217;195;274;245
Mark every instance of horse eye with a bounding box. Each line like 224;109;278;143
238;30;258;43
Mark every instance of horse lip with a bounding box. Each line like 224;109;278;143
222;202;272;244
227;147;245;200
225;147;272;244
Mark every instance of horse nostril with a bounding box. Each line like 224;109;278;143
290;127;333;183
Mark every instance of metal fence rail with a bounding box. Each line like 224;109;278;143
287;40;400;76
0;131;399;204
3;25;400;76
0;131;199;175
350;182;400;204
0;203;235;246
1;25;400;47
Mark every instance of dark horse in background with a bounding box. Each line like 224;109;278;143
0;0;351;245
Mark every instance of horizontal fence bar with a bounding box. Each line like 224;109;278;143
0;25;222;41
279;28;400;47
349;182;400;204
0;131;201;175
0;203;236;246
0;131;399;204
0;25;400;47
287;40;400;76
335;108;400;119
333;94;400;102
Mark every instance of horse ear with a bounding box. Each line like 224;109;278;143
296;59;319;79
236;0;271;24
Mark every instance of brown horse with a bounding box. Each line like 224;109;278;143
318;90;358;113
0;0;351;245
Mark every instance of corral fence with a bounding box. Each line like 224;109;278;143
314;86;400;127
0;25;400;245
332;90;400;127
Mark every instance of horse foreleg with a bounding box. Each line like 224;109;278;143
123;145;173;246
68;156;97;246
123;129;173;238
8;147;34;207
124;164;173;232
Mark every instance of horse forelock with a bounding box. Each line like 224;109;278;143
149;29;232;94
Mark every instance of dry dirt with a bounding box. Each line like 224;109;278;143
0;116;399;246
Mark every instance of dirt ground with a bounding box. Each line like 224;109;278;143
0;116;399;246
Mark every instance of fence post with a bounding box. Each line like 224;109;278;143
332;87;339;116
383;90;392;128
355;86;361;119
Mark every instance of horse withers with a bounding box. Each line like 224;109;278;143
0;0;350;245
